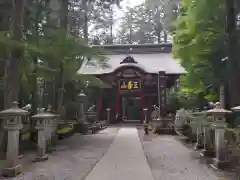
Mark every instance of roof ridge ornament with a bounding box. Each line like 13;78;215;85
120;56;138;64
120;48;138;64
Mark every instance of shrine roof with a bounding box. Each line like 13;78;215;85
78;43;186;75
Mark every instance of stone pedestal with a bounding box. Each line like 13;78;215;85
50;117;57;150
33;124;48;162
0;102;28;177
210;122;228;169
2;126;22;177
189;115;204;149
45;120;53;153
194;124;204;150
200;123;215;157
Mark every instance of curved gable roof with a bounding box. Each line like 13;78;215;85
78;44;186;75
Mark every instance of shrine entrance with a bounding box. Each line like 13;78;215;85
78;44;186;124
122;97;141;122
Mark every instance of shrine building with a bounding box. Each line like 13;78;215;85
78;43;186;124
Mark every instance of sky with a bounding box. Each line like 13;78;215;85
120;0;144;8
116;0;144;16
113;0;144;33
89;0;145;36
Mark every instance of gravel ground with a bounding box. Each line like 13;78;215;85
138;129;231;180
4;127;119;180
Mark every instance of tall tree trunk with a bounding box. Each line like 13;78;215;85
129;11;133;44
46;0;61;111
31;22;40;115
1;0;25;154
29;22;40;141
109;5;113;44
4;0;25;108
57;0;68;114
57;62;64;115
83;0;88;42
60;0;68;31
156;7;161;44
163;31;168;43
226;0;239;107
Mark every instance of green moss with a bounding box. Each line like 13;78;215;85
21;132;31;140
57;127;73;134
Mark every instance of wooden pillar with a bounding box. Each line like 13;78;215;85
116;85;120;122
158;71;167;117
141;92;144;123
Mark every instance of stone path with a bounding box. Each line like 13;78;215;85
139;130;229;180
84;127;155;180
7;127;119;180
2;126;233;180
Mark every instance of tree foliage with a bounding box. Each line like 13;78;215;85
0;0;119;112
117;0;172;44
172;0;230;107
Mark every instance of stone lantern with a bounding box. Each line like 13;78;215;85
32;109;54;162
106;108;111;125
78;90;86;122
0;102;28;177
206;102;231;169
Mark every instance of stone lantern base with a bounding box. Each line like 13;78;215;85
33;154;48;163
2;164;22;177
210;158;229;169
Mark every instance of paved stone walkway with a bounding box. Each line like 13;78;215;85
140;131;228;180
84;127;155;180
7;127;119;180
2;126;232;180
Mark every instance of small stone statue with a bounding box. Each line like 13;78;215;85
151;105;160;120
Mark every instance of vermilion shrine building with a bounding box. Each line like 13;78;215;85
78;43;185;123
